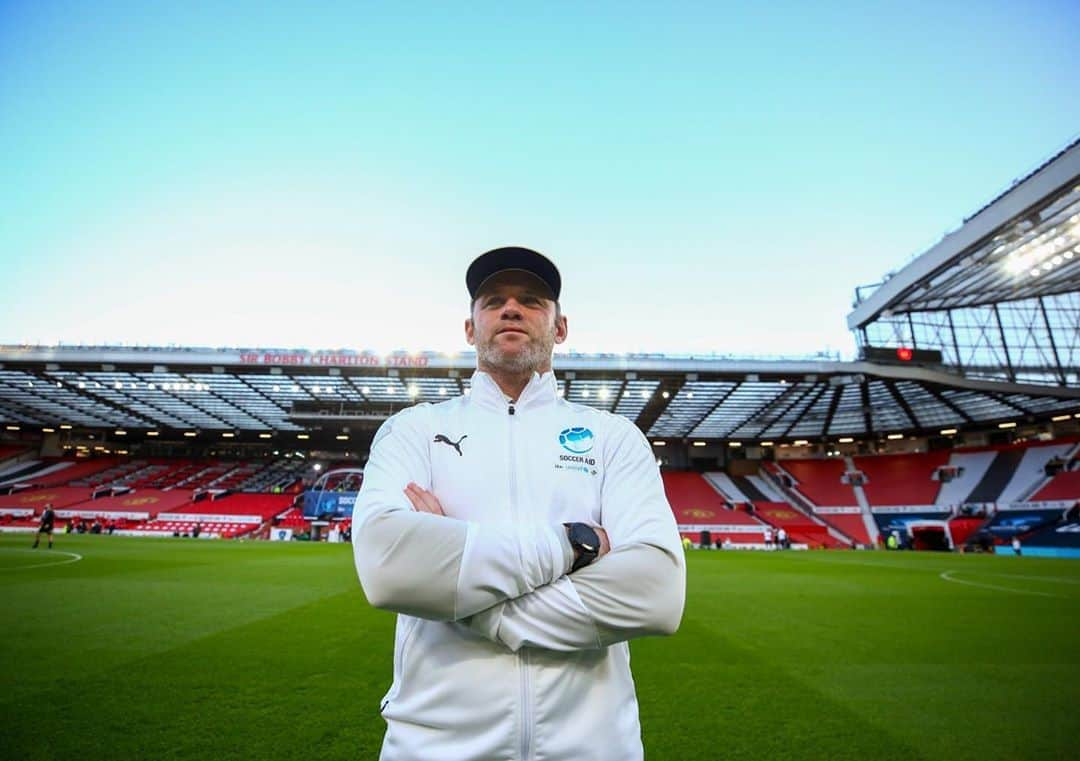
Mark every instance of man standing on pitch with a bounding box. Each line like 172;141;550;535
353;246;685;760
32;502;56;550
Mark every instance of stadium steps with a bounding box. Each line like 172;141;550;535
965;449;1024;504
758;467;860;547
935;450;997;507
998;443;1075;504
731;475;769;502
845;456;880;545
702;472;748;503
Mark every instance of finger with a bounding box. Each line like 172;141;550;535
403;484;430;512
414;487;445;516
596;527;611;557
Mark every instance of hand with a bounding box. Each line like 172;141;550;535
595;526;611;558
404;483;445;516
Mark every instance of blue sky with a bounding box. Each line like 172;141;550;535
2;1;1077;357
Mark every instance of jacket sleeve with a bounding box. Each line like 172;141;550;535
352;406;574;621
466;420;685;651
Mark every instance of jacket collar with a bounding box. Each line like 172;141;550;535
469;369;559;412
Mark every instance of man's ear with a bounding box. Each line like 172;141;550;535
465;317;476;346
554;313;568;345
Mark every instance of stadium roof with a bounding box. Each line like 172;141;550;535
848;138;1080;329
1;346;1076;444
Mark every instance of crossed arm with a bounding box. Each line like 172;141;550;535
352;409;685;652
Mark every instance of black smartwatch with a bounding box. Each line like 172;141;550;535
564;522;600;572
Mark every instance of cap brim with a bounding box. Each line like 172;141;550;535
467;247;561;300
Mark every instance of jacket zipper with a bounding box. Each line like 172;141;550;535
508;399;532;760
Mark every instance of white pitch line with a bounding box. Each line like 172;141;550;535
939;570;1060;598
0;548;83;572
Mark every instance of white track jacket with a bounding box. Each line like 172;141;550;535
353;370;685;761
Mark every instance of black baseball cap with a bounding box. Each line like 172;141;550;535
466;246;561;301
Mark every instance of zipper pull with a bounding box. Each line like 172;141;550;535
508;403;516;416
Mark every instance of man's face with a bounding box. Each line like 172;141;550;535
465;271;568;375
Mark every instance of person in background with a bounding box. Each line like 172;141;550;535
32;503;56;550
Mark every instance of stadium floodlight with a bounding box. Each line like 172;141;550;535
1051;414;1071;421
940;428;958;435
292;385;300;392
146;431;160;437
258;432;273;438
361;386;371;394
760;441;774;447
222;432;235;438
60;424;72;430
598;388;610;400
687;392;694;398
582;389;590;398
313;463;322;472
408;385;420;398
661;391;670;399
42;427;55;433
793;440;809;446
184;431;197;437
692;441;706;447
640;390;648;399
5;425;20;431
838;437;854;443
652;441;666;446
297;433;310;440
78;382;85;388
998;421;1017;429
312;385;320;393
117;449;128;455
887;433;904;440
728;441;741;447
336;434;349;441
273;385;280;392
115;430;127;436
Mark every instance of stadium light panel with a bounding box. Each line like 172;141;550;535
793;440;809;446
838;437;854;443
661;391;670;399
597;388;609;400
6;425;20;431
361;386;370;394
652;441;666;446
222;432;235;438
582;389;590;398
60;424;72;430
297;434;310;440
42;427;55;433
640;390;648;399
117;449;128;455
728;441;741;447
940;428;958;435
1051;414;1071;421
760;441;774;447
687;392;694;398
998;421;1017;429
439;388;446;396
692;441;706;447
184;432;197;437
887;433;904;439
147;431;160;437
273;385;280;392
258;432;273;438
336;434;349;441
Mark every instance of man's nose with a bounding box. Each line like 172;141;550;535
499;299;524;318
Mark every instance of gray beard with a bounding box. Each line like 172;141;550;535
477;328;556;376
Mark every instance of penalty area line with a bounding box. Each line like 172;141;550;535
939;570;1060;598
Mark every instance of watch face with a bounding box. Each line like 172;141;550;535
571;523;599;554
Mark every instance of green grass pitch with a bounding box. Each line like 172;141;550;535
2;534;1078;760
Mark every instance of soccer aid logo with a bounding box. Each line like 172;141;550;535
559;427;594;454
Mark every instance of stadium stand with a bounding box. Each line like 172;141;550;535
1032;470;1080;501
662;471;765;545
854;452;947;506
750;502;842;548
997;442;1076;504
772;459;858;507
934;450;997;506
